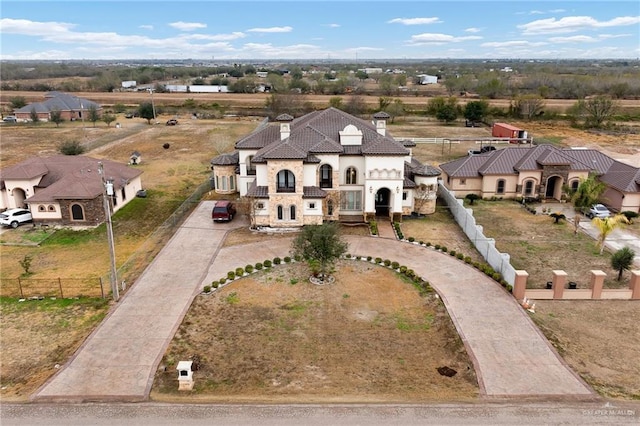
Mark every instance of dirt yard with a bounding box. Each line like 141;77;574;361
151;261;478;402
531;300;640;400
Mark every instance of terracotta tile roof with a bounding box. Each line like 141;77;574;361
235;107;408;158
303;186;327;198
1;155;142;203
210;151;238;166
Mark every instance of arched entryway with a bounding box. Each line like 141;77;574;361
12;188;27;208
375;188;391;216
545;176;562;199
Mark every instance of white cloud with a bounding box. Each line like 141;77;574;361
464;27;481;33
549;35;598;43
327;23;340;28
139;25;153;30
481;40;548;48
246;26;292;33
519;15;640;35
169;21;207;31
0;18;76;35
388;17;442;25
409;33;482;45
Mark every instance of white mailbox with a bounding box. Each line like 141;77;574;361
176;360;194;391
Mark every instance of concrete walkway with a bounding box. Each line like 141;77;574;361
33;202;594;401
33;201;242;402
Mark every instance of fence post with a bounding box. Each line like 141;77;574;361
18;277;23;298
58;278;64;298
99;277;105;299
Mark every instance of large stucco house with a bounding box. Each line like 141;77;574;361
210;108;441;228
0;155;143;226
439;144;640;213
13;91;101;122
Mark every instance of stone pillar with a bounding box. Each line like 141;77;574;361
513;270;529;300
589;270;606;299
552;270;567;299
630;270;640;300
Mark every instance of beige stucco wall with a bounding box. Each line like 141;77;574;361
213;165;237;194
1;176;44;209
482;175;519;198
31;203;63;221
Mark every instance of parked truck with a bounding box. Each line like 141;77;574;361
492;123;528;143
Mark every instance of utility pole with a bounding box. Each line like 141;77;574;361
98;161;119;301
148;88;157;124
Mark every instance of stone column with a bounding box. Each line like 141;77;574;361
630;270;640;300
513;270;529;300
552;270;567;299
589;270;606;299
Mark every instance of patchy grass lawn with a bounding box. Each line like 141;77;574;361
469;200;622;288
0;297;109;400
531;300;640;400
151;261;478;402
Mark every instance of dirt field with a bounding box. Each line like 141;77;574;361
151;261;478;402
531;300;640;400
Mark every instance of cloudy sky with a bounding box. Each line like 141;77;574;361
1;1;639;60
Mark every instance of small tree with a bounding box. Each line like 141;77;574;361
463;100;489;124
611;247;635;281
138;102;155;124
514;94;545;120
465;194;481;205
88;105;100;127
102;113;116;127
572;174;606;210
572;95;618;128
19;254;34;277
9;96;27;109
29;107;40;123
593;215;629;255
59;140;85;155
50;109;64;127
291;222;348;282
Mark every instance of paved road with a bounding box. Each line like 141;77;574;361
3;401;639;425
33;201;593;402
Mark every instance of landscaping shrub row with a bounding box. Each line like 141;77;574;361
343;254;433;295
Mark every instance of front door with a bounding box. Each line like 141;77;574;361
545;176;561;199
375;188;391;216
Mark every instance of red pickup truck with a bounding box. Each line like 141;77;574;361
212;200;236;222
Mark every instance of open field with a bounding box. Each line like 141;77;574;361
151;261;478;402
1;109;639;401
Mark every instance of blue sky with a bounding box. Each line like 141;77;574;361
1;1;639;60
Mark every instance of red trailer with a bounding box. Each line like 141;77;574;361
492;123;528;143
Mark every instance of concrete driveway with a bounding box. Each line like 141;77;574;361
33;201;595;402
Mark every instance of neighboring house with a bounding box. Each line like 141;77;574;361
439;144;640;213
210;108;441;228
0;155;143;226
13;91;101;122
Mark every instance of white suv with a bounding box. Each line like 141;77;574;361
0;208;33;228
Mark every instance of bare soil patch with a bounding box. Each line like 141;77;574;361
151;261;478;402
531;300;640;400
0;297;108;400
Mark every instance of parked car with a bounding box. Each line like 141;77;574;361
124;113;134;119
3;116;17;123
586;204;611;219
0;208;33;228
166;119;178;126
212;201;236;222
468;146;497;156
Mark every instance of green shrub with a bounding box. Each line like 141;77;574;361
235;267;245;276
464;256;472;263
273;257;281;265
255;262;263;270
203;285;211;293
375;257;382;264
215;280;223;287
383;259;391;266
440;246;448;253
426;242;432;247
367;256;372;261
506;284;513;292
449;250;456;256
391;261;400;269
434;244;441;250
621;211;638;221
405;269;415;278
284;256;291;263
456;253;464;260
356;256;361;260
294;254;302;262
245;264;254;273
227;271;235;279
345;253;352;259
408;237;415;242
399;265;408;273
264;259;272;267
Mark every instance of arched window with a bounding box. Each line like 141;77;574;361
276;170;295;192
246;155;256;175
327;199;334;215
277;205;284;220
319;164;332;188
71;204;85;221
496;179;506;195
290;205;296;221
524;180;534;196
570;179;579;192
48;205;56;212
38;205;46;212
345;167;357;185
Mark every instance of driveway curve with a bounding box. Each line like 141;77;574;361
32;201;594;402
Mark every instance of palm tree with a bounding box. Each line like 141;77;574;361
611;247;636;280
592;215;630;255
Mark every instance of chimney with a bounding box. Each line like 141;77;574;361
275;113;294;140
372;111;390;136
